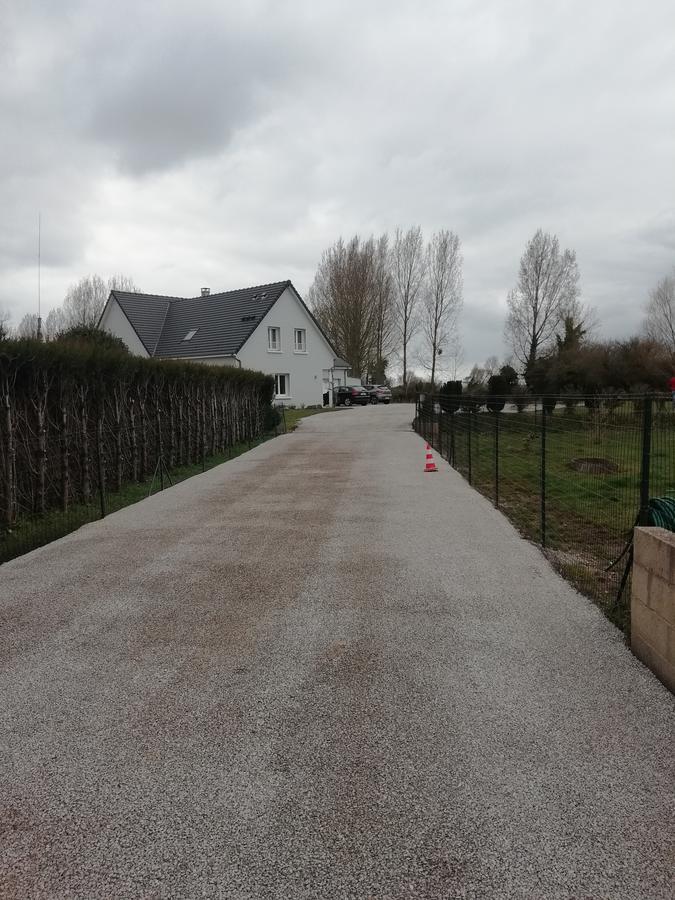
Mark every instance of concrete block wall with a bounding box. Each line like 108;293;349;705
631;527;675;694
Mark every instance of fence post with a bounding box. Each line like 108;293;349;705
467;411;473;485
540;402;547;547
495;410;500;508
639;394;653;525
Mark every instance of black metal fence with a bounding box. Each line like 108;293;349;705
415;393;675;631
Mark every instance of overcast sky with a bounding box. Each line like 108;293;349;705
2;0;674;373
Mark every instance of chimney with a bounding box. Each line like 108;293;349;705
201;287;210;297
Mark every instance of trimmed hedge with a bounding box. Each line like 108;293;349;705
0;338;274;527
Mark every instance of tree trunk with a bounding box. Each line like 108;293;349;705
402;318;408;392
60;381;70;512
210;387;216;457
113;388;123;491
36;372;48;515
155;386;163;472
129;401;139;483
138;385;147;481
2;375;16;527
80;385;91;504
96;401;106;516
186;387;193;464
168;390;175;469
177;390;185;466
201;387;207;466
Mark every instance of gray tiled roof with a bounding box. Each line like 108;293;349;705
110;281;291;359
112;292;173;355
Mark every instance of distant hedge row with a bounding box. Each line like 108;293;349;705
0;339;274;527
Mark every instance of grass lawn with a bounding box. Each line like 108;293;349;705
280;405;335;432
430;405;675;632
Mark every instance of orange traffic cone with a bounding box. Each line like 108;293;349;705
424;443;438;473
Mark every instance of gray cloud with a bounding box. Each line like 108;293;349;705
74;12;311;174
2;0;674;372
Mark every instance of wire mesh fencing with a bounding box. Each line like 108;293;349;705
415;393;675;632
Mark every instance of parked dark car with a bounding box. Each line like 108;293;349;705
363;384;392;404
334;385;369;406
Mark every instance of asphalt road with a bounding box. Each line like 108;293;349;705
1;404;673;899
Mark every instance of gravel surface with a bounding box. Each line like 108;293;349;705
1;404;674;899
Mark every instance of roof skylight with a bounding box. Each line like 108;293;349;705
183;329;198;341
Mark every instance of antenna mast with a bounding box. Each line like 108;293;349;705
36;213;43;341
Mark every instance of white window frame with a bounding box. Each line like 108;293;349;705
274;373;290;398
294;328;307;353
267;326;281;352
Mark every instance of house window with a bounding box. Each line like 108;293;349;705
183;329;198;341
268;327;281;351
294;328;306;352
274;374;290;397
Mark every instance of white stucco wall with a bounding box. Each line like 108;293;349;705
237;286;336;406
100;286;339;405
175;356;239;367
100;299;149;357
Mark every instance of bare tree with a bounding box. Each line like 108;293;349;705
444;335;464;381
465;364;487;391
391;226;426;391
108;274;140;293
62;274;140;329
0;307;10;340
44;306;67;340
16;313;40;338
308;236;379;377
421;230;463;391
645;271;675;353
483;355;499;377
62;275;108;328
505;229;581;380
12;307;69;341
371;234;395;380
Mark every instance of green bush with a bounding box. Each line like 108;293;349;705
56;325;130;354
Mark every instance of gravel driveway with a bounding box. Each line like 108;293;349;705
1;404;673;899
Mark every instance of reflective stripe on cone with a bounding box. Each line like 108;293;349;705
424;443;438;473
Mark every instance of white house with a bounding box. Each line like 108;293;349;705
99;280;351;406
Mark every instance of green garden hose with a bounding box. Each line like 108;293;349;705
645;496;675;530
610;496;675;608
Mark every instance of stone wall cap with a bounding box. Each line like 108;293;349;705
635;526;675;548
